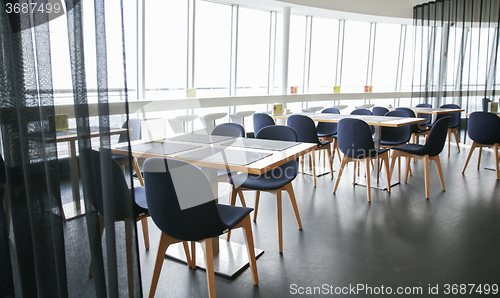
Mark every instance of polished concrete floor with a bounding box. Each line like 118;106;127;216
135;140;500;297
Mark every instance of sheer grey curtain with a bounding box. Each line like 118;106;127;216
412;0;500;112
0;0;141;297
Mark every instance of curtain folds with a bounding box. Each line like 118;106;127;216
0;0;140;297
412;0;500;112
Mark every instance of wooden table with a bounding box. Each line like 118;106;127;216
57;127;128;219
402;107;465;114
111;134;317;277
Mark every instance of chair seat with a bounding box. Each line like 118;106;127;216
133;186;148;218
229;171;295;191
415;128;431;134
380;140;407;146
216;204;253;229
392;143;427;156
317;132;337;138
318;140;332;148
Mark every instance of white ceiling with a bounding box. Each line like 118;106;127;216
217;0;428;24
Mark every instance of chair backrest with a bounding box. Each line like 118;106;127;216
482;98;492;112
380;110;411;144
118;118;142;143
421;116;451;156
372;106;389;116
395;107;419;134
256;125;298;180
253;113;275;136
211;123;245;137
316;107;340;136
468;111;500;145
436;104;460;128
287;114;320;145
337;118;376;159
143;158;228;241
416;103;432;125
350;109;373;116
89;149;134;221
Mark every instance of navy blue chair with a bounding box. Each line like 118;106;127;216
287;114;334;186
0;154;8;237
395;107;431;144
112;118;143;183
227;125;302;253
372;106;389;116
389;117;451;199
317;107;341;164
428;104;461;156
416;103;432;127
462;112;500;179
211;122;245;137
253;113;275;136
380;110;413;182
380;110;412;147
351;108;374;133
333;118;391;201
87;149;151;293
144;157;258;298
482;98;492;112
211;123;245;183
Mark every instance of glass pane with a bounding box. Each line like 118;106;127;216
236;7;271;96
372;23;400;92
341;20;371;93
309;17;338;94
288;15;307;94
145;0;188;99
195;0;232;97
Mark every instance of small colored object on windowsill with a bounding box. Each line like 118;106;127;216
273;103;284;115
290;86;298;94
186;88;197;98
334;86;341;93
364;86;373;92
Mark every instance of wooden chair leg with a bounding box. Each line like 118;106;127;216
333;157;348;193
202;238;216;298
238;216;259;285
353;160;357;184
389;151;399;183
382;154;391;192
432;155;445;191
448;128;451;156
253;191;260;222
452;128;460;153
149;233;174;298
424;155;430;199
477;147;483;169
311;151;317;187
495;143;500;180
89;216;105;277
186;241;195;269
238;190;246;207
284;183;302;229
327;147;334;179
226;187;239;241
365;158;372;202
141;217;150;250
405;156;412;183
125;219;135;298
276;190;283;253
462;141;476;173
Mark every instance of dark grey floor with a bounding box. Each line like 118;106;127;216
134;140;500;298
